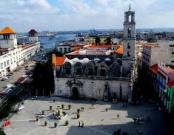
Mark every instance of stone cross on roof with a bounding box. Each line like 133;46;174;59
129;3;131;11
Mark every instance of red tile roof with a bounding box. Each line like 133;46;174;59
167;80;174;87
159;66;174;79
115;45;123;55
52;54;66;66
0;27;16;35
87;44;111;49
56;56;66;66
150;64;158;75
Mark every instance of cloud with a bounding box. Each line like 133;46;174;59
94;0;109;6
0;0;173;31
60;0;97;16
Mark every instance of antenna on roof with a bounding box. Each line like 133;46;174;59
129;3;131;11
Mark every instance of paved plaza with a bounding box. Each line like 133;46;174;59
4;97;166;135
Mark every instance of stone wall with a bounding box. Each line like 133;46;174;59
54;77;131;101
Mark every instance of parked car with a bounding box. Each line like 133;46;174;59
15;77;26;85
6;84;16;89
22;74;27;78
28;74;32;78
0;92;5;96
9;72;13;75
26;71;32;75
0;95;4;99
4;88;13;94
1;76;9;81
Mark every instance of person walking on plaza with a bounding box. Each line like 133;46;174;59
81;121;84;128
117;114;120;119
78;121;81;127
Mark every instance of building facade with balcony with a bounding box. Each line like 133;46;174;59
150;64;174;113
0;27;40;77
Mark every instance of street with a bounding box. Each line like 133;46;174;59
0;61;36;92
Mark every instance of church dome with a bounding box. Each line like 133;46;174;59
81;58;90;64
94;58;100;62
28;29;37;34
105;58;111;61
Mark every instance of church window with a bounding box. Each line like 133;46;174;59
64;62;71;75
127;43;130;49
100;69;106;76
85;64;94;75
75;62;83;75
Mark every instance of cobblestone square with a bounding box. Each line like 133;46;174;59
4;97;166;135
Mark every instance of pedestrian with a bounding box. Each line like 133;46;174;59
78;121;80;127
54;122;57;128
36;116;39;121
81;121;84;128
44;121;47;126
77;113;80;119
117;114;120;119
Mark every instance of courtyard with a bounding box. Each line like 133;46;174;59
4;97;166;135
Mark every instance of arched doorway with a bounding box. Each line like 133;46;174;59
71;87;79;99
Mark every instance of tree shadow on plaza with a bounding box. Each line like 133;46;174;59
107;103;167;135
66;122;162;135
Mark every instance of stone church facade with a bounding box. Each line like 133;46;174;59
53;7;136;102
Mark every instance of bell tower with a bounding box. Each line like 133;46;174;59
123;5;136;59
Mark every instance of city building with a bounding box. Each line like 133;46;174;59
57;43;71;54
28;29;39;43
52;7;136;102
135;41;144;68
150;64;174;113
0;27;40;77
141;40;174;71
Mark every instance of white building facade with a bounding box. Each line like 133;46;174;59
142;40;174;70
0;27;40;77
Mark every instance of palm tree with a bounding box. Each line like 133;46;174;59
95;36;101;45
105;37;111;45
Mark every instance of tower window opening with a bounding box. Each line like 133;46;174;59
128;28;131;38
3;34;10;40
129;15;131;22
127;43;131;49
127;52;130;57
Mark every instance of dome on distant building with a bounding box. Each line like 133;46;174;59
0;27;16;35
81;58;90;63
94;58;100;62
28;29;37;36
105;58;111;61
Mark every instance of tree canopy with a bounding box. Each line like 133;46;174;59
95;36;101;45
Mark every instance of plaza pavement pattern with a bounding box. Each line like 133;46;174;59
4;97;166;135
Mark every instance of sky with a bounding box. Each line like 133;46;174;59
0;0;174;32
